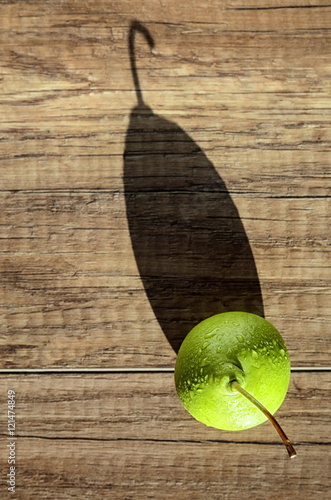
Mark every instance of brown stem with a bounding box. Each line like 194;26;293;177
231;380;297;459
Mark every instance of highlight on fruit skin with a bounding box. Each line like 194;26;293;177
174;311;297;458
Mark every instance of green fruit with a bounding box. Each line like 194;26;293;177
175;312;296;456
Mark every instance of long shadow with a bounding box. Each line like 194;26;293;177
124;21;264;353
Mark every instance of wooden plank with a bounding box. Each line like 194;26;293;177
1;440;329;499
0;372;329;444
1;0;330;368
0;372;330;498
1;190;329;367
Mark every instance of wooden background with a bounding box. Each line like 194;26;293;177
0;0;330;498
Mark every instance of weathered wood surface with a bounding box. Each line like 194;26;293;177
1;0;330;368
0;373;330;499
0;0;330;498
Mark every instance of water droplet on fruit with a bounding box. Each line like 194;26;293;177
200;358;209;367
251;350;258;358
280;349;285;357
204;328;218;339
237;335;244;342
202;341;210;350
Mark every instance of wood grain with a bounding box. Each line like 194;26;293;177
0;0;330;368
2;439;329;499
1;191;330;367
0;372;330;499
0;1;330;498
0;372;329;444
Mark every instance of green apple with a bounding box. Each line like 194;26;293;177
175;311;296;457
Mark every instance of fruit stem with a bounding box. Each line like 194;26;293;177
231;380;297;459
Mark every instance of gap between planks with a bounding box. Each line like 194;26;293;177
0;367;330;374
